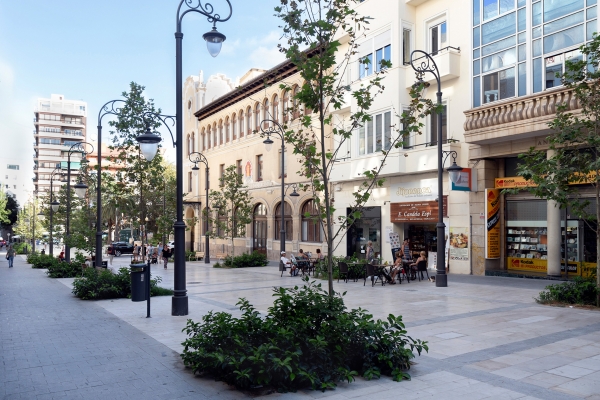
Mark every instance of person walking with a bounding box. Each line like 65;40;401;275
107;244;114;266
162;245;170;269
6;245;15;268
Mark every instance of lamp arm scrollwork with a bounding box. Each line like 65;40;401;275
409;49;441;83
177;0;232;27
259;119;285;140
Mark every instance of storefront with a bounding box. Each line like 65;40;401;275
346;207;381;260
495;177;597;277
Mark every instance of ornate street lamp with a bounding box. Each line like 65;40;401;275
189;152;210;264
410;50;463;288
261;120;300;271
136;0;232;316
65;141;93;262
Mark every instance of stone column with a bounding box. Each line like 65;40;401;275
546;149;562;276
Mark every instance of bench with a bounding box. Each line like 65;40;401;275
215;253;227;261
194;252;204;261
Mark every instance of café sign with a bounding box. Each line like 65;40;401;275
390;178;438;202
390;196;448;223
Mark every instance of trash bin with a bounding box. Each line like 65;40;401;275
130;264;147;302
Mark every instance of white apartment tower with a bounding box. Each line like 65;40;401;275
33;94;87;195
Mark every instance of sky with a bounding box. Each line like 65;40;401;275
0;0;286;192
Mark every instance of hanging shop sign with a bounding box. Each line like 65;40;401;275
390;178;437;202
449;227;469;261
451;168;477;192
390;196;447;223
485;189;500;259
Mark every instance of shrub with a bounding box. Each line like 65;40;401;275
536;276;599;306
223;251;268;268
14;242;31;254
72;267;173;300
213;262;223;268
181;278;427;392
29;254;59;269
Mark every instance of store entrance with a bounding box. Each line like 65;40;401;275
346;207;381;260
405;224;437;260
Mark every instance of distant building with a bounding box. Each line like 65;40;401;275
33;94;87;196
0;160;28;204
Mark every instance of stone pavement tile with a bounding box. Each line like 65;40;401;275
491;354;535;366
554;377;600;398
514;355;579;374
520;371;573;388
491;366;537;380
547;365;595;379
585;395;600;400
570;357;600;371
471;360;511;371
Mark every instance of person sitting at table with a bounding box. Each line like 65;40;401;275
281;251;297;276
390;251;405;282
296;249;310;273
315;248;324;261
409;251;427;279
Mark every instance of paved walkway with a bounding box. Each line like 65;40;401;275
2;252;600;399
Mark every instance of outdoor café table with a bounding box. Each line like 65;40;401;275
368;264;392;285
345;263;365;282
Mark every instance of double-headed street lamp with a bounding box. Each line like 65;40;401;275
48;166;62;256
261;120;300;268
410;50;463;288
189;152;211;264
65;142;92;262
136;0;231;316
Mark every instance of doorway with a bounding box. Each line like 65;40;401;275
253;203;267;255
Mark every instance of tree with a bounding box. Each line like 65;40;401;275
13;199;44;245
274;0;431;295
510;35;600;304
206;165;253;256
0;189;12;225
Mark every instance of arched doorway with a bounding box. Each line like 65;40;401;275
253;203;267;255
185;207;195;251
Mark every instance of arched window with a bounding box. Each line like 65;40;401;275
282;90;289;122
232;113;237;140
201;128;206;151
263;98;269;128
275;201;293;240
239;110;244;138
186;134;191;155
272;95;279;122
191;132;195;153
292;85;300;120
219;121;223;144
246;106;252;135
233;207;246;237
213;122;217;146
254;103;261;131
207;126;211;149
301;200;323;242
225;117;230;143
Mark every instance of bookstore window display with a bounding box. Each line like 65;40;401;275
506;228;547;260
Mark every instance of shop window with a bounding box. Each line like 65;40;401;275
302;200;323;242
429;103;448;146
275;202;293;240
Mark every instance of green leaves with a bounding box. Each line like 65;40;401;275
180;277;428;392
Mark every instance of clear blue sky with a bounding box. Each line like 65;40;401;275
0;0;284;187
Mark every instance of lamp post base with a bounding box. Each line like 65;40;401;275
435;273;448;287
172;295;188;316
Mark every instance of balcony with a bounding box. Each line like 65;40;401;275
330;141;462;183
406;0;430;5
405;47;461;89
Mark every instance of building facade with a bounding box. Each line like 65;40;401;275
466;0;599;276
180;0;480;271
33;94;87;196
0;159;29;205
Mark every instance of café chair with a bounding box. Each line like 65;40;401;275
414;260;429;281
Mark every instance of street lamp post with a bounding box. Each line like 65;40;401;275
189;152;211;264
48;167;62;256
261;120;299;269
95;100;126;268
409;50;463;288
65;142;92;263
136;0;231;316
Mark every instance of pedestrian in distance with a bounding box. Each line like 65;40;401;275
6;245;16;268
162;245;170;269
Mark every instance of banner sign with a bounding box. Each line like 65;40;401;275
485;189;501;259
449;227;469;261
451;168;476;191
390;179;437;202
495;177;536;188
389;231;400;262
